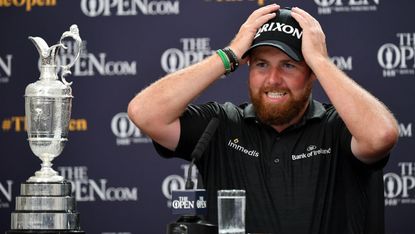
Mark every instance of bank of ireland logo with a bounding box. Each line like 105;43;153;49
384;162;415;206
111;112;151;145
307;145;317;151
377;33;415;77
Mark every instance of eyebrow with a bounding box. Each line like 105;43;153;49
250;57;267;63
251;56;297;65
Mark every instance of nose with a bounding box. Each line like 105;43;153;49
266;67;283;86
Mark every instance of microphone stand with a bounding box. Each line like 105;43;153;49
167;118;219;234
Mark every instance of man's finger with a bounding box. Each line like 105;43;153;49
248;4;279;21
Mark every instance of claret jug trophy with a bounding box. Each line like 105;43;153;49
6;25;85;234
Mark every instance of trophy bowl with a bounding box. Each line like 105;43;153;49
25;94;72;182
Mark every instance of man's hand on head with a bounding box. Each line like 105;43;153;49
229;4;280;65
291;7;329;69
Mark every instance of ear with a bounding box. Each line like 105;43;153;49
242;55;251;66
309;68;317;81
311;73;317;81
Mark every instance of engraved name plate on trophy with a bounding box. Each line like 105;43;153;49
7;25;85;234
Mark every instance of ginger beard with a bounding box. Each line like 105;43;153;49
250;81;312;126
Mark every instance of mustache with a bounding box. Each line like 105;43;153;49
260;87;291;94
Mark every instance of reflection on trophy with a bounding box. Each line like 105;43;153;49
7;25;85;233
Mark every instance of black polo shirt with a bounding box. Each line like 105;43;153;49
154;100;387;234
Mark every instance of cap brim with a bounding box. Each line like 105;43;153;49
242;40;303;62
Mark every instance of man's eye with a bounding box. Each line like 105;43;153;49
256;62;267;68
283;63;295;69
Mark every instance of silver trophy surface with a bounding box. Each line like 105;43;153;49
7;25;85;234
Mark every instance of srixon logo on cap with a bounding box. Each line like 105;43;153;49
254;22;303;40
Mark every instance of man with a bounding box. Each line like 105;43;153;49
128;4;399;234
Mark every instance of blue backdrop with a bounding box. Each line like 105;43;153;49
0;0;414;233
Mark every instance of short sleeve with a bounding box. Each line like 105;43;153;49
153;102;223;161
337;111;389;171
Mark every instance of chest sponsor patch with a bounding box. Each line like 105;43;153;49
227;138;259;158
291;145;331;161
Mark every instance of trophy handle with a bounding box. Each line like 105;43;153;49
59;24;82;86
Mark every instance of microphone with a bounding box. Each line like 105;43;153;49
185;117;220;190
167;118;220;234
190;117;220;161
